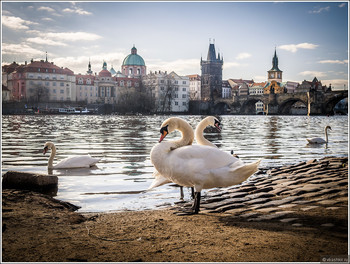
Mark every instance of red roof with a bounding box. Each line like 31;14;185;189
98;69;112;77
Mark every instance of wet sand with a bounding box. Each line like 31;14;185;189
2;156;348;262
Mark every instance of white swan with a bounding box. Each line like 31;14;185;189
43;142;101;169
149;117;261;214
307;126;332;144
179;116;222;199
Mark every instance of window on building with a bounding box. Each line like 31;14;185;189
175;101;178;105
182;87;186;91
53;89;56;94
174;93;178;98
137;69;140;75
60;82;64;87
129;68;133;75
175;87;178;91
38;68;41;72
182;94;186;98
182;102;186;106
60;89;64;94
183;81;186;84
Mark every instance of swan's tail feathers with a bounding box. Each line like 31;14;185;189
230;159;261;183
148;171;171;190
89;158;101;166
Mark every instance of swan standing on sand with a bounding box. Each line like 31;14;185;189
306;126;332;144
179;116;222;200
43;142;101;169
149;117;261;214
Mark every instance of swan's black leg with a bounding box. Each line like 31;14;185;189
191;187;195;199
192;192;201;214
179;186;184;201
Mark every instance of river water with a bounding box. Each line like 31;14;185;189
1;115;348;212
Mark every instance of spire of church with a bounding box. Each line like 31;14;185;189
270;47;281;71
87;58;92;74
45;51;48;62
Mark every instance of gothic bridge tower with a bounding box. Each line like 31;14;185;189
201;40;223;101
268;48;283;82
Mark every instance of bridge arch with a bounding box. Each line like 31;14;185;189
324;93;348;115
240;99;266;115
278;98;308;115
213;102;231;115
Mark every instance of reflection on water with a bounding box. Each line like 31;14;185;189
1;115;348;212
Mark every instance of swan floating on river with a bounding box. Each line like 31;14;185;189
306;126;332;144
43;142;101;169
149;117;261;214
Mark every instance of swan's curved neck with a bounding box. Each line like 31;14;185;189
172;119;194;149
325;128;329;143
195;119;215;147
48;145;56;168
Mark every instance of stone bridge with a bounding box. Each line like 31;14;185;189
213;90;348;115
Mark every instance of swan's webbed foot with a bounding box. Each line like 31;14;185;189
174;192;201;216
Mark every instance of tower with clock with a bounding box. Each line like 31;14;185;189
267;48;282;82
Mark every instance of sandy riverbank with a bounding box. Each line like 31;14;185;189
2;156;348;262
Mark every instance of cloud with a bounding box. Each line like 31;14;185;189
236;52;252;60
318;59;348;65
298;71;326;77
338;3;346;8
321;79;348;90
37;6;55;12
62;6;92;15
44;32;102;42
2;43;43;56
147;58;199;75
26;37;67;46
279;43;318;53
309;6;330;14
254;76;267;82
2;15;38;30
42;17;54;22
223;62;241;69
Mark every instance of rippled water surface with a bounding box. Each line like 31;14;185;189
2;115;348;212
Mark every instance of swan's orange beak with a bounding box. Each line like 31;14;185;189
159;130;168;143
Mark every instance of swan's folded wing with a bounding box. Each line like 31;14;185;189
54;155;100;169
148;170;172;190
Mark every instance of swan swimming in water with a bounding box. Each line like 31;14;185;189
306;126;332;144
43;142;101;169
149;117;261;214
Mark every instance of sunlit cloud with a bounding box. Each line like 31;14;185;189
37;6;55;12
62;6;92;15
338;3;346;8
236;52;252;60
44;32;102;42
309;6;330;14
2;15;38;30
26;37;67;46
299;71;326;77
322;79;348;90
42;17;54;22
223;62;241;69
148;58;199;75
318;59;348;65
279;43;318;53
2;43;43;56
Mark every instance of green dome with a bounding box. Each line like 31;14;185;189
122;46;145;66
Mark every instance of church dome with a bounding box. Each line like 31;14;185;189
122;46;145;66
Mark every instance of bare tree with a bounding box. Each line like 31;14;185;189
28;84;49;103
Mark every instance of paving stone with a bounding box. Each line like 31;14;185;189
236;186;257;193
253;211;294;221
250;186;274;194
224;208;251;215
317;200;340;206
224;192;247;199
300;206;319;211
278;204;298;209
201;197;227;204
215;203;246;212
201;197;249;210
319;188;341;195
240;212;260;218
256;207;279;213
321;223;335;227
292;223;303;227
245;192;275;200
244;197;273;205
280;218;299;223
326;207;341;210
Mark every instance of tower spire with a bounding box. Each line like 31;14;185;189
45;51;48;62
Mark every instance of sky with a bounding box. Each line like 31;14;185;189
1;1;349;90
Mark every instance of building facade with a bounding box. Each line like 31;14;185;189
142;71;189;112
3;58;76;102
187;74;201;100
222;80;232;98
200;41;223;101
